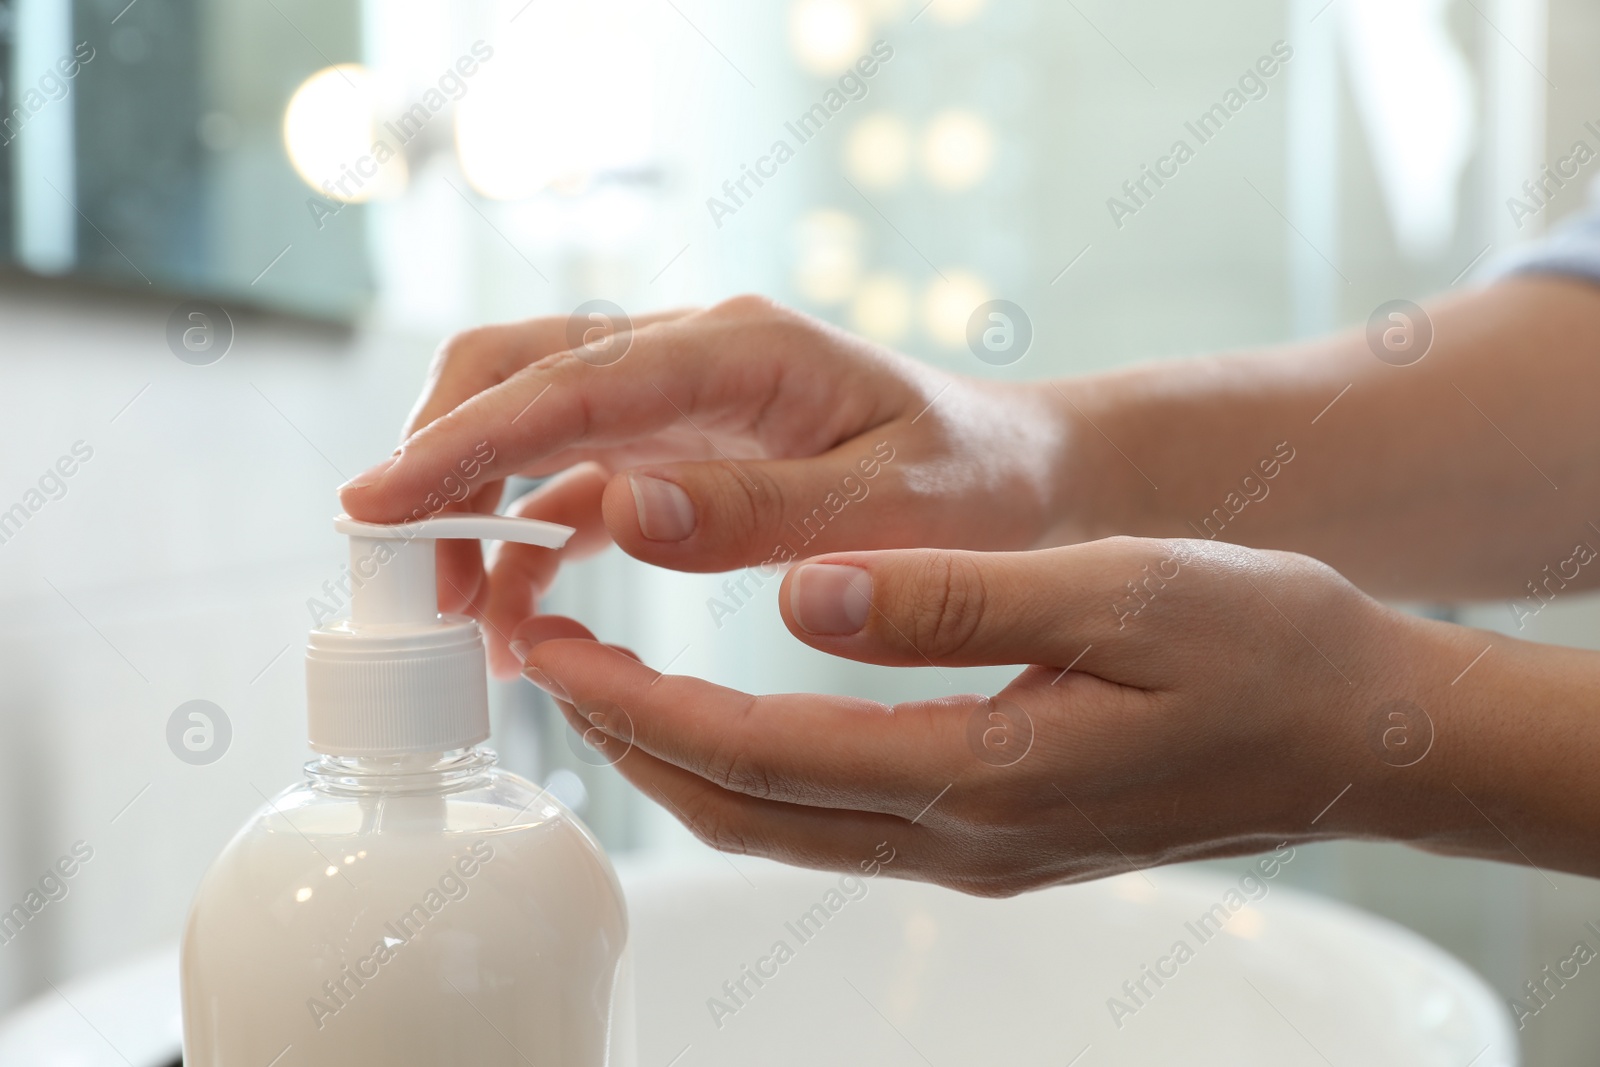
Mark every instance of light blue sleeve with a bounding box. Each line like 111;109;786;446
1482;187;1600;286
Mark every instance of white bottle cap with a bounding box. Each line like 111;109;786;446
306;513;574;756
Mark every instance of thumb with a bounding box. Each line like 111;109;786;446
601;437;909;572
777;540;1184;668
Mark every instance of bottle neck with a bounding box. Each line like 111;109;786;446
304;746;497;796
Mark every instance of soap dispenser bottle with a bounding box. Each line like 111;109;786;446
181;514;633;1066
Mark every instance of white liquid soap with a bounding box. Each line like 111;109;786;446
182;514;633;1066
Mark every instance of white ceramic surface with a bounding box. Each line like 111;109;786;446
0;860;1518;1066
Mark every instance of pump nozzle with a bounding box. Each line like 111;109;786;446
335;513;574;627
307;513;577;756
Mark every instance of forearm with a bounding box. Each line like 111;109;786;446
1049;276;1600;600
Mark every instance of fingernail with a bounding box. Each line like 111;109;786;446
340;453;398;492
629;474;696;542
509;640;530;662
790;564;872;635
522;666;570;703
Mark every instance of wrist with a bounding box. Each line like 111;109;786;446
1327;608;1466;844
1344;613;1600;877
1033;372;1156;545
953;376;1090;550
1030;374;1132;543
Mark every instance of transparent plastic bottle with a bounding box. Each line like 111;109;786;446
182;747;633;1066
181;514;633;1066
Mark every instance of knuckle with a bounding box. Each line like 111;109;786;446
940;862;1043;899
710;292;783;319
678;791;751;855
966;878;1032;900
520;345;583;378
1101;534;1146;554
426;326;529;397
904;553;987;659
718;464;789;547
434;326;499;371
702;734;777;802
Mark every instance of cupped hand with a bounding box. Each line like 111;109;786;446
339;296;1070;677
515;536;1463;896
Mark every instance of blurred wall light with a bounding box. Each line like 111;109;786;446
283;64;407;203
845;112;912;188
924;0;986;24
851;272;912;342
921;109;994;190
794;208;863;304
454;84;563;201
789;0;869;75
862;0;908;18
455;9;655;202
922;270;987;346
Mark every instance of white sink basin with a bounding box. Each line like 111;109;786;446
629;861;1516;1066
0;860;1516;1066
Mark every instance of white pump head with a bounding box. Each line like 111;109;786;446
305;513;575;756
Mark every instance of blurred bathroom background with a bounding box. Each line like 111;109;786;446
0;0;1594;1060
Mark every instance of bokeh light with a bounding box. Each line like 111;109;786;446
922;270;988;347
454;14;654;203
861;0;908;17
925;0;987;25
283;65;406;202
455;84;563;201
921;109;995;190
789;0;869;75
794;209;862;305
844;112;912;189
851;272;912;342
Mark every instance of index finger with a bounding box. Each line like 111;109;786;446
402;308;695;441
524;636;985;818
340;310;778;523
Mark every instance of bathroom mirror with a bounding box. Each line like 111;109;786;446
2;0;372;321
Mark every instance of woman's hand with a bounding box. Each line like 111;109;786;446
512;535;1561;894
339;296;1072;677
